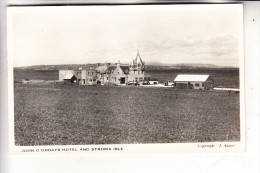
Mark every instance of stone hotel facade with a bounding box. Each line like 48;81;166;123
59;52;150;85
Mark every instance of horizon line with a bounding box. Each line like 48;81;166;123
13;62;239;68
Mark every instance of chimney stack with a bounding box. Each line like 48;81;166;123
116;60;120;67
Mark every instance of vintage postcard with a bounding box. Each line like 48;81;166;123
7;4;245;154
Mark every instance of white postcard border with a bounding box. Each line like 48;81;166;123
7;4;245;154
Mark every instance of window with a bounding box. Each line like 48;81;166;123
93;79;96;81
195;83;200;87
107;77;108;80
90;79;92;82
92;72;94;75
88;72;89;75
202;83;205;87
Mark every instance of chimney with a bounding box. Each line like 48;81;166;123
116;60;120;67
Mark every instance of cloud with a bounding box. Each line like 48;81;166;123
122;33;240;67
174;33;238;61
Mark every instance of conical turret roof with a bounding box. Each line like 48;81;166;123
136;50;143;65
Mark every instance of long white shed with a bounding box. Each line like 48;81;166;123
174;74;214;90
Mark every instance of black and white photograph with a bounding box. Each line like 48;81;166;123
7;4;244;153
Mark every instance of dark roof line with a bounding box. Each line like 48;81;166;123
105;65;130;74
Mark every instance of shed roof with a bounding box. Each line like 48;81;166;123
63;74;75;80
174;74;210;82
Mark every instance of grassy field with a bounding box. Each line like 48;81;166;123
14;85;240;146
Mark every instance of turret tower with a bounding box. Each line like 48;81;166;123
128;51;146;82
130;50;145;74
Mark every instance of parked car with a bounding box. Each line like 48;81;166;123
127;81;139;85
164;81;174;86
142;81;150;85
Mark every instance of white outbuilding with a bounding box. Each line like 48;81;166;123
63;74;77;84
174;74;214;90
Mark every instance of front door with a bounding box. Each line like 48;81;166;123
120;77;125;84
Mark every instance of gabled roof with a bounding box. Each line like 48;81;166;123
63;74;76;80
105;66;117;74
120;66;130;74
174;74;210;82
96;65;108;73
105;65;130;74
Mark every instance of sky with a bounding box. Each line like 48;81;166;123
8;4;243;67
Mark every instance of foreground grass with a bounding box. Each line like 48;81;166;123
14;85;240;146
